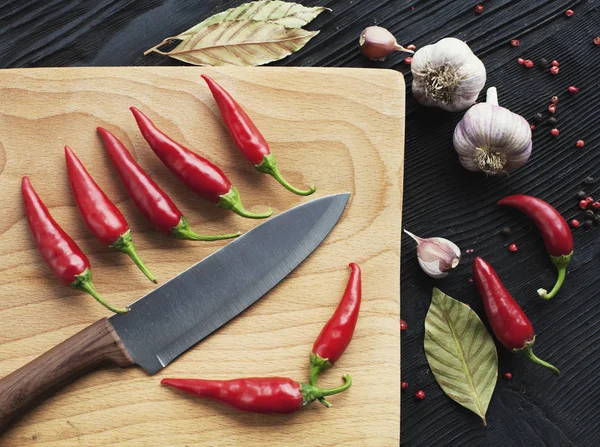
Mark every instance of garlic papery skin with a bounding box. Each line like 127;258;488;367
404;230;461;279
453;87;532;175
411;37;486;111
359;26;413;61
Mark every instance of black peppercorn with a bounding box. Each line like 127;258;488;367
533;113;544;123
584;220;593;229
595;215;600;225
585;209;595;218
547;117;557;125
584;177;596;185
501;227;512;236
540;57;550;68
577;191;587;199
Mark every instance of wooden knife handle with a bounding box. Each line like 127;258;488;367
0;318;134;432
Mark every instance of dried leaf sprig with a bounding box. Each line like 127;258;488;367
144;1;331;66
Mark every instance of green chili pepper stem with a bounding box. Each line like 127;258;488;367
172;217;241;241
255;154;316;196
110;229;157;283
218;186;272;219
301;374;352;408
309;352;334;407
72;269;130;314
516;341;560;375
537;253;572;299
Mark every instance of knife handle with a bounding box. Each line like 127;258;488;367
0;318;134;432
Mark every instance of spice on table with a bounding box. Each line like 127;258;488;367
498;195;573;300
570;219;580;228
539;58;550;68
404;230;461;278
586;196;594;204
585;210;595;218
130;107;273;217
475;4;483;13
65;146;156;284
551;96;559;104
550;128;559;137
577;191;587;199
551;60;560;67
161;375;352;414
576;140;585;148
533;113;543;123
358;26;414;61
201;75;316;196
550;66;560;75
407;44;417;51
22;176;129;314
404;57;412;65
401;381;409;391
584;220;593;230
568;85;579;94
504;372;512;380
510;39;520;47
508;243;518;253
415;390;425;400
594;215;600;226
579;200;589;209
584;177;595;185
593;202;600;210
565;9;574;17
97;127;240;241
547;117;557;125
310;263;361;407
524;60;534;69
472;257;560;375
595;37;600;45
400;319;408;331
530;124;536;131
517;58;524;65
548;104;556;114
502;226;512;235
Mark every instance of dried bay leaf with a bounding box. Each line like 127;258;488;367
424;288;498;425
145;20;319;66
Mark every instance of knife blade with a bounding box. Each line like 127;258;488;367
110;192;350;374
0;193;349;431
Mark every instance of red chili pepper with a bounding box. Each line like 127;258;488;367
97;127;240;241
201;75;316;196
22;176;129;314
473;257;559;375
310;263;361;407
130;107;271;219
161;375;352;414
65;146;156;283
498;195;573;299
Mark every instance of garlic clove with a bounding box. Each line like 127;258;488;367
359;26;414;61
404;230;461;279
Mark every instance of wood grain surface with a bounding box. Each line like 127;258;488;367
0;66;404;446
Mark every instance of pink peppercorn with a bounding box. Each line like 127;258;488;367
576;140;585;148
586;196;594;204
565;9;574;17
508;243;518;253
593;202;600;210
510;39;520;47
524;60;534;68
570;219;580;228
400;319;408;331
550;66;560;75
548;104;556;114
504;372;513;380
475;4;483;13
568;86;579;94
517;58;524;65
530;124;536;130
579;200;589;210
550;128;559;137
401;381;409;391
551;96;559;104
415;390;425;400
407;44;416;51
595;37;600;45
404;57;412;65
552;60;560;67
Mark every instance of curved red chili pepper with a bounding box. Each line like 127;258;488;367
498;194;573;299
130;107;271;219
201;75;316;196
22;176;129;314
65;146;156;283
161;375;352;414
310;263;361;407
473;257;559;375
97;127;239;242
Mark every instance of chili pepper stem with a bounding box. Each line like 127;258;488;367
516;340;560;375
218;187;273;219
537;253;572;299
255;154;316;196
309;352;334;407
301;374;352;407
172;216;241;241
72;269;130;314
110;230;157;283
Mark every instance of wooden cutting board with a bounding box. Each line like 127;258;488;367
0;67;404;447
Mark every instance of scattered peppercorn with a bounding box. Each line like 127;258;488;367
400;319;408;331
466;248;474;254
404;57;412;65
502;226;512;235
524;60;534;69
584;177;595;185
570;219;580;228
550;66;560;75
593;202;600;210
577;191;587;199
584;220;593;230
579;200;589;209
510;39;520;47
551;96;559;104
547;117;557;125
540;58;549;68
508;243;518;253
585;209;595;218
504;372;512;380
595;37;600;45
401;381;409;391
517;58;524;65
552;60;560;67
415;390;425;400
530;124;536;131
548;104;556;114
468;277;473;283
407;44;417;51
568;86;579;94
586;196;594;204
576;140;585;148
565;9;574;17
594;215;600;225
550;128;559;137
533;113;544;123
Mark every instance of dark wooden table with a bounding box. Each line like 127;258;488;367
1;1;598;445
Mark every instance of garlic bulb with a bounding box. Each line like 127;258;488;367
411;38;486;111
359;26;413;61
404;230;461;279
454;87;532;175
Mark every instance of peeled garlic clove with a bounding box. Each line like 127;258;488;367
453;87;532;175
404;230;461;279
359;26;414;61
411;37;486;111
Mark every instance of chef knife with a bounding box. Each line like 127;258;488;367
0;193;349;432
